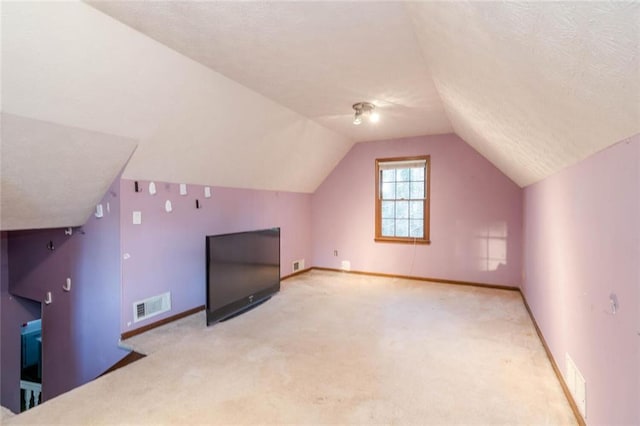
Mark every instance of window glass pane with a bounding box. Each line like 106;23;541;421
377;158;428;241
396;201;409;219
381;201;395;219
396;168;411;182
409;220;423;238
381;169;396;182
410;167;424;181
381;219;395;236
381;182;395;199
409;201;423;219
410;181;424;199
396;182;410;199
395;219;409;237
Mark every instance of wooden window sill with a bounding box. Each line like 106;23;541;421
374;237;431;245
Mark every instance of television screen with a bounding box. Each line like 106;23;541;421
206;228;280;325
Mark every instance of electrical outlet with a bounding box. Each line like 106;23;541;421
341;260;351;271
334;250;338;256
132;211;142;225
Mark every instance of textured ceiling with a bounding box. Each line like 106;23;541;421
1;1;351;230
86;1;452;142
2;1;639;230
88;0;640;187
407;1;640;186
1;113;137;230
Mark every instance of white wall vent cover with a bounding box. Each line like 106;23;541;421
565;353;587;418
133;292;171;323
292;259;305;272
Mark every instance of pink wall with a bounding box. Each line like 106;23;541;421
311;134;523;287
523;134;639;425
120;179;312;333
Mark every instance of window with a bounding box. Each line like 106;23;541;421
375;155;430;244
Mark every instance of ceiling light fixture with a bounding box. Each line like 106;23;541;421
353;102;379;125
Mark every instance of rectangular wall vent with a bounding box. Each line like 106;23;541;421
565;353;587;418
133;292;171;323
292;259;305;272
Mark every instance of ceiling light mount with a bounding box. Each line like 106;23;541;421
353;102;379;125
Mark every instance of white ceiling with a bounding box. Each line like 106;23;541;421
1;1;351;229
87;1;640;187
407;1;640;186
1;113;137;230
2;1;639;230
86;1;453;142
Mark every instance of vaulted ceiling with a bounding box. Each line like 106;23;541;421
2;1;639;230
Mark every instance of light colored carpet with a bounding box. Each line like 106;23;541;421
2;405;16;422
6;270;576;425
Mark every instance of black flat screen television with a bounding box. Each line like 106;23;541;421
206;227;280;326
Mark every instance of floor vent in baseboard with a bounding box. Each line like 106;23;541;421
133;292;171;323
565;353;587;419
292;259;305;273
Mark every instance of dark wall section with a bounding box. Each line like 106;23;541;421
72;184;125;384
1;232;41;413
1;176;126;409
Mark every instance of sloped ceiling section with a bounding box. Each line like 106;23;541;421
407;2;640;187
1;113;137;230
3;1;639;232
84;0;640;187
1;2;352;230
86;1;453;142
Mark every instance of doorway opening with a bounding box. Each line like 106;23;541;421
20;318;42;411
